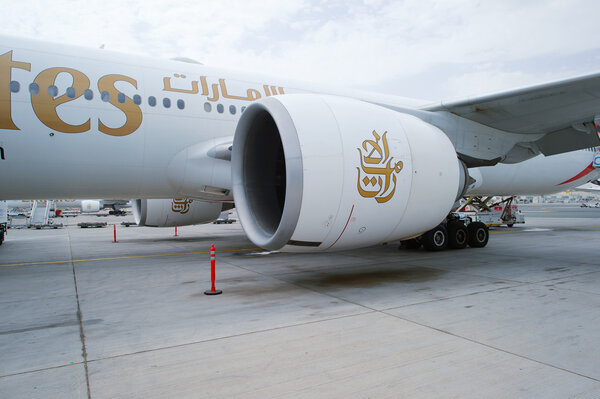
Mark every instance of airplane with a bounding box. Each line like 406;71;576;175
467;149;600;195
574;180;600;194
1;35;600;252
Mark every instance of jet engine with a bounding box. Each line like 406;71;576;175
232;94;462;251
80;200;101;213
132;198;223;227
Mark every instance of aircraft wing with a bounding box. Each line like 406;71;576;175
575;180;600;193
422;72;600;156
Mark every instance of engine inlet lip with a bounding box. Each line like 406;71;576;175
232;98;303;250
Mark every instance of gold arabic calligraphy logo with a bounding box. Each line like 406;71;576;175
357;131;403;203
163;74;285;102
171;198;193;214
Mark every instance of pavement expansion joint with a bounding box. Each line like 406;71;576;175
68;229;92;399
379;282;530;312
85;310;376;364
0;363;84;379
381;310;600;384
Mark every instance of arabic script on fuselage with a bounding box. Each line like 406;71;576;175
163;73;284;102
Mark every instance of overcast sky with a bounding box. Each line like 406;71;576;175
2;0;600;101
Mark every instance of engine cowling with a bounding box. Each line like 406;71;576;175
232;94;460;251
133;199;223;227
80;200;101;213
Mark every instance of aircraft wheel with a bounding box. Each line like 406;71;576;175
0;230;4;245
422;225;448;251
400;238;421;250
448;223;468;249
468;221;489;248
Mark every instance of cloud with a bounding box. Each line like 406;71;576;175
2;0;600;99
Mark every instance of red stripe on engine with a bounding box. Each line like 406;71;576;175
557;162;595;185
326;205;355;250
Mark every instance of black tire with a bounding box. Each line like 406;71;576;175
422;225;448;251
507;223;514;227
0;230;4;245
468;221;489;248
448;223;468;249
400;238;421;250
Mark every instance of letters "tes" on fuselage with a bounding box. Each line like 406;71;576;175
0;50;142;136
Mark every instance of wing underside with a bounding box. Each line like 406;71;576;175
422;72;600;156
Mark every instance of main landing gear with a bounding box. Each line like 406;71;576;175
400;214;489;251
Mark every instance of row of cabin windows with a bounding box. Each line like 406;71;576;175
10;81;184;109
203;102;246;115
9;81;246;115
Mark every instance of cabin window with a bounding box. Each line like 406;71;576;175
66;87;76;98
29;83;39;95
241;106;246;113
204;102;211;112
148;96;157;107
101;91;110;102
84;89;93;100
217;103;224;113
229;105;236;115
177;99;185;110
133;94;141;105
9;81;20;93
163;98;171;108
117;93;126;104
48;85;58;97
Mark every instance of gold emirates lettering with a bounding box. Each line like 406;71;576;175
32;67;91;133
162;74;284;101
97;74;142;136
0;51;30;130
171;198;193;214
356;131;403;203
0;51;143;136
1;49;288;137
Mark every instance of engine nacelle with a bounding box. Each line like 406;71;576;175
133;199;223;227
232;94;460;251
80;200;101;213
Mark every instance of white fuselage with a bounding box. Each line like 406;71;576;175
0;35;597;202
0;36;423;200
468;149;600;195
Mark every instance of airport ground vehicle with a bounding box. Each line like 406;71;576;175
457;196;525;228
